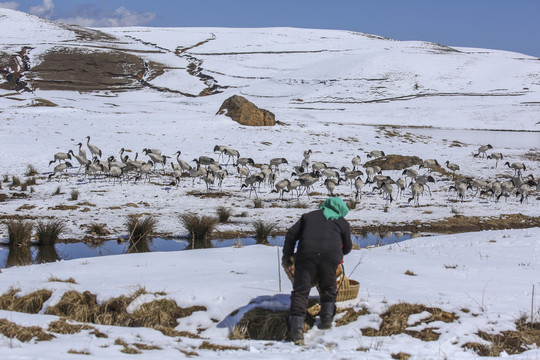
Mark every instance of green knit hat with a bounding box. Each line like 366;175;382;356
320;197;349;220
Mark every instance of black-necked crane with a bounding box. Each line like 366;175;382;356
367;150;385;158
473;144;493;158
49;151;71;166
85;136;102;158
504;161;526;176
487;152;503;167
48;162;72;180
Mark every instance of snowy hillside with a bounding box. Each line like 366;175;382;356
0;8;539;358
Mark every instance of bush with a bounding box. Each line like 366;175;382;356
179;213;217;248
253;199;263;208
36;219;66;246
126;215;157;244
52;186;62;196
216;206;232;223
7;220;33;247
252;219;276;244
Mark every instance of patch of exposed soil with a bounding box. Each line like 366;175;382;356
28;48;149;91
354;214;540;235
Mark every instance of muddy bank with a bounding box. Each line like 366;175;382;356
352;214;540;236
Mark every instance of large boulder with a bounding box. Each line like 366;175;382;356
217;95;276;126
364;155;423;171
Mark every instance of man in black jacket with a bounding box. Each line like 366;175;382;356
282;196;352;344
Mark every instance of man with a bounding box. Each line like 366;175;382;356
282;196;352;344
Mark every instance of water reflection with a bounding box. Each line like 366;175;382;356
6;245;32;267
0;232;415;268
36;245;61;264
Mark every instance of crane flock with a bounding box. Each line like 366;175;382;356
46;139;538;207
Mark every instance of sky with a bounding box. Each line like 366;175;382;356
1;0;539;57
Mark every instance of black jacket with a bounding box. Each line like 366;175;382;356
283;209;352;264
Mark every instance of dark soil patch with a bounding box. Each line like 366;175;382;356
364;155;423;171
187;190;232;198
353;214;540;235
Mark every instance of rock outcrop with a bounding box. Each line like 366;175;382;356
217;95;276;126
364;155;423;171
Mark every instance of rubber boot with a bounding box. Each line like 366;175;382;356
319;302;336;330
288;315;305;345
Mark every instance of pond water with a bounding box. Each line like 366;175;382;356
406;128;540;149
0;232;414;268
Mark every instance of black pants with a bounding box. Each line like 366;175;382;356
290;252;339;317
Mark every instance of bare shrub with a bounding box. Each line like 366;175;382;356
346;199;357;210
52;186;62;196
252;219;276;244
179;212;217;248
6;220;33;247
216;206;232;223
253;199;263;208
36;219;66;246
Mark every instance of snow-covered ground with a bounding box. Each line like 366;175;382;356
0;8;539;358
1;228;539;359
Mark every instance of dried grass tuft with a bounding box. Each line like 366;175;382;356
11;176;21;187
0;289;52;314
335;307;370;327
6;219;33;247
48;276;77;284
361;303;458;341
0;319;55;342
252;219;276;244
36;219;66;245
199;341;247;351
216;206;232;223
179;212;217;248
25;164;39;177
70;189;80;201
44;290;206;332
252;199;263;208
126;215;157;244
231;307;315;341
87;222;110;237
464;316;540;356
48;319;94;334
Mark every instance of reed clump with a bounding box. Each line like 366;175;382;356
6;220;34;247
179;212;217;248
126;215;157;244
252;219;276;244
216;206;232;223
36;219;66;246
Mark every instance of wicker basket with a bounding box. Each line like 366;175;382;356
283;258;359;302
335;272;360;302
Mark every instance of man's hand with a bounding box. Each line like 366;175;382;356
282;256;293;268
